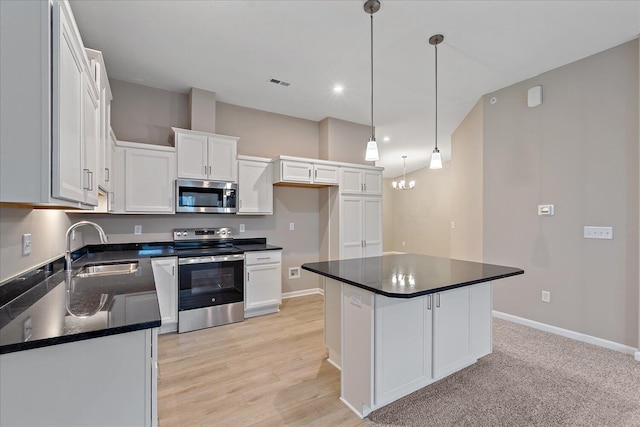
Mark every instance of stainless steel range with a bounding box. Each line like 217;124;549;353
174;228;244;333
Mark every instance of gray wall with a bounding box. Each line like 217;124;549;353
110;79;189;146
382;165;452;258
0;208;74;283
482;39;638;347
450;100;483;262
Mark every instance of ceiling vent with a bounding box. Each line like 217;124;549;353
269;78;290;87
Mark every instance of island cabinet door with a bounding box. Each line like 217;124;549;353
432;286;472;379
374;294;432;407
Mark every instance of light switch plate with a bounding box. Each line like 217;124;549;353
22;234;32;256
584;226;613;239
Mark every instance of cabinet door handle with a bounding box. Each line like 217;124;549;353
314;169;318;179
209;165;212;175
205;165;208;175
436;293;441;308
427;294;432;310
83;169;90;190
364;241;367;247
364;183;367;192
89;171;94;191
172;265;175;276
308;169;311;179
247;272;250;281
105;167;110;182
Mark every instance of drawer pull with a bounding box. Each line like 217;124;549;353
257;257;270;260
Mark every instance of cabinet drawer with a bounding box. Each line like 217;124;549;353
245;251;282;266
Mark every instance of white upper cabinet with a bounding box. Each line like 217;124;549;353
51;0;85;204
86;49;113;193
237;156;273;215
173;128;238;182
340;167;382;196
81;72;99;206
208;136;237;182
114;141;176;214
273;157;339;186
280;161;313;183
1;1;106;208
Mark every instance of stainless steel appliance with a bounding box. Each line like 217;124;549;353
174;228;244;333
175;179;237;214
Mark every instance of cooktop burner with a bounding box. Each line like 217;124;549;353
173;228;241;258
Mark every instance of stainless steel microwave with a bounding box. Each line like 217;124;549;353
175;179;237;214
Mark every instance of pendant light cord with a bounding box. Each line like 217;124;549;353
434;42;438;151
370;13;375;141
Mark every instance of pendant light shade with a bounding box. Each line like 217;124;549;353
429;148;442;169
364;0;380;162
429;34;444;170
365;138;379;161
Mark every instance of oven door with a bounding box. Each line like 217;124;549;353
178;254;244;311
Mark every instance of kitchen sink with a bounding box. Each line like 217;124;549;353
75;261;139;278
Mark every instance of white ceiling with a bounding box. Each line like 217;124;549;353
70;0;640;178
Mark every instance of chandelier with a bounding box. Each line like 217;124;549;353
392;156;415;190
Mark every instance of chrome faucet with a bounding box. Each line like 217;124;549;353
65;221;108;272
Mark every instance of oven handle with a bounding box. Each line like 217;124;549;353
178;254;245;265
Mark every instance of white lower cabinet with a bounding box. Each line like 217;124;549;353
244;251;282;318
331;278;492;418
0;329;158;427
151;257;178;334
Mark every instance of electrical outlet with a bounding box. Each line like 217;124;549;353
239;224;245;233
450;221;456;229
22;234;32;256
541;291;551;303
289;222;295;231
288;267;300;279
23;316;32;341
134;225;142;235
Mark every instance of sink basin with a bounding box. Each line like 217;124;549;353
75;261;139;278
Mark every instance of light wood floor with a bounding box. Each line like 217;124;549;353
157;294;364;426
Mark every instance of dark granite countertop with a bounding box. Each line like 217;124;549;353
0;243;174;355
233;238;282;252
302;254;524;298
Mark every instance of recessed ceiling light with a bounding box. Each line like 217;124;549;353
333;85;344;93
383;136;390;142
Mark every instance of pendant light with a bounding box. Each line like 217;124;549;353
364;0;380;162
429;34;444;170
392;156;416;190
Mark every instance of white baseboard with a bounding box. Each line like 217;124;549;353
493;311;639;358
282;288;324;299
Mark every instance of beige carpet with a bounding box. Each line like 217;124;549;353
366;318;640;426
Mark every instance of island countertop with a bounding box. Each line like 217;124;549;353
302;253;523;298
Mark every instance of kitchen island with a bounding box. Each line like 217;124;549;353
302;253;523;418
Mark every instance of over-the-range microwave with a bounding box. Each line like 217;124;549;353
175;179;237;214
